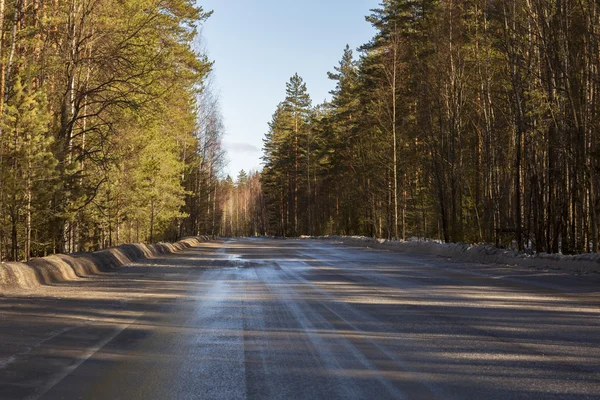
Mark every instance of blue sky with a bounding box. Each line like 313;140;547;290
197;0;379;177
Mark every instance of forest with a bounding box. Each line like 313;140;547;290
258;0;600;254
0;0;228;261
3;0;600;261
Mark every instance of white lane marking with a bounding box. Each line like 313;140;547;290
26;316;142;400
0;326;74;371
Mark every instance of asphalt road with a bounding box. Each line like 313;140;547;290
1;238;600;399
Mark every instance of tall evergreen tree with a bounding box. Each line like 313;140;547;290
283;73;311;235
259;0;600;255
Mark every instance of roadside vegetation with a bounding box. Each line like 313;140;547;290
0;0;227;261
257;0;600;255
4;0;600;261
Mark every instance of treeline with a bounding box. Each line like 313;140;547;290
219;170;266;237
261;0;600;254
0;0;226;261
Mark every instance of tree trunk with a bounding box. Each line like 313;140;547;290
150;200;155;243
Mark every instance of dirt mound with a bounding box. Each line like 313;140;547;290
0;236;211;292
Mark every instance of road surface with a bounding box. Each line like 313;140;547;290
1;238;599;399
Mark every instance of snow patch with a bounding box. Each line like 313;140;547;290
0;236;212;292
302;236;600;275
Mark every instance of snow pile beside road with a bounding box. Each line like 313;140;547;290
0;236;211;292
306;236;600;274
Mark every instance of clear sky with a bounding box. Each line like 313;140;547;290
197;0;379;177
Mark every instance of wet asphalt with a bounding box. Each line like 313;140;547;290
1;238;600;399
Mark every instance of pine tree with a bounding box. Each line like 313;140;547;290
326;45;362;235
284;73;311;235
0;77;55;260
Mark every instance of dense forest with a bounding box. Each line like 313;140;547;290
259;0;600;254
4;0;600;261
0;0;228;261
